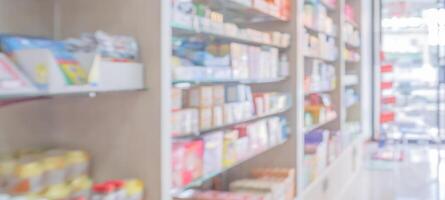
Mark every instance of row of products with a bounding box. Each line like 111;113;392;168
344;48;360;63
172;40;288;81
0;149;143;200
0;31;138;90
172;1;291;48
64;31;138;61
304;60;336;94
343;22;360;48
172;84;289;136
303;1;337;36
304;32;338;62
172;117;289;188
231;0;291;21
175;168;295;200
304;94;337;128
304;129;340;186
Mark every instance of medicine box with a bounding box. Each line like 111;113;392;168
172;140;204;188
225;84;250;103
188;86;213;108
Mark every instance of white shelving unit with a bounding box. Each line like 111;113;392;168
170;0;296;197
0;0;373;200
296;0;372;199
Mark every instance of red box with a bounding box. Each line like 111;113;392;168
172;140;204;188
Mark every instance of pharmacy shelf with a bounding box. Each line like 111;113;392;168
172;25;288;49
200;0;290;23
173;105;292;140
172;77;288;87
297;135;364;200
0;86;146;100
304;114;338;133
304;26;337;38
0;88;39;100
172;139;289;196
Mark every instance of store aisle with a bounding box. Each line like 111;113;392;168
342;145;445;200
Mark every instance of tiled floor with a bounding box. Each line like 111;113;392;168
341;145;445;200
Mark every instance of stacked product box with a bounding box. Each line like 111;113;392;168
172;40;287;82
172;1;292;34
343;22;360;47
172;117;289;189
174;168;295;200
304;94;337;127
304;59;336;93
231;43;280;80
253;0;291;20
303;31;338;61
171;84;290;137
303;1;337;36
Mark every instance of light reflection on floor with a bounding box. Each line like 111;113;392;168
342;145;445;200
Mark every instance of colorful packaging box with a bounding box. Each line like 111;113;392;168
172;140;204;188
223;130;239;167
